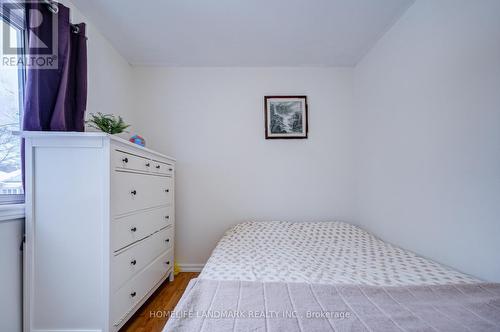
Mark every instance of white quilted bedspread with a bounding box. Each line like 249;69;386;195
199;221;479;286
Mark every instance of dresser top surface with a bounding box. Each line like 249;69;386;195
22;131;176;161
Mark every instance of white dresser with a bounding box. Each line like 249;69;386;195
23;132;175;332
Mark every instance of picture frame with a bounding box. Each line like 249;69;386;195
265;96;308;139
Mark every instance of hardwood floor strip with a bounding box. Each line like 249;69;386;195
121;272;199;332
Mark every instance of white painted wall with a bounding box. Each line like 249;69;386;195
64;0;499;282
0;218;23;332
353;0;500;281
62;0;136;135
132;67;354;265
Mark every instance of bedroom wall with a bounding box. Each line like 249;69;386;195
0;218;23;332
353;0;500;281
62;0;136;135
132;67;354;267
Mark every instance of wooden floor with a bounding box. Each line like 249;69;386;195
121;272;199;332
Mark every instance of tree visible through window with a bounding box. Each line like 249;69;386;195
1;19;24;203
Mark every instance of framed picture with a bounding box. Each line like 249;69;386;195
265;96;308;139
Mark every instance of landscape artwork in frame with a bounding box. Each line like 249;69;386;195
265;96;308;139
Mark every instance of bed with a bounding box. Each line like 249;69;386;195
164;221;500;331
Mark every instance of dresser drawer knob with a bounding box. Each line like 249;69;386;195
130;227;137;232
130;291;137;298
156;165;161;169
130;259;137;266
131;190;137;195
166;261;170;265
165;238;170;243
145;162;150;167
169;168;173;171
164;189;169;193
122;157;128;163
165;215;169;220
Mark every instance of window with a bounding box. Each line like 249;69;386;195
1;17;25;204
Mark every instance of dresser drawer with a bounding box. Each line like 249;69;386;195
152;160;174;176
111;227;173;291
111;249;172;327
112;172;173;215
113;149;151;173
112;206;173;252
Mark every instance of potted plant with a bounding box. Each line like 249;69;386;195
86;113;130;134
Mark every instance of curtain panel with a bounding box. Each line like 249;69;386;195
23;1;87;132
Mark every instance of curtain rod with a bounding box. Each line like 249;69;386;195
42;0;81;33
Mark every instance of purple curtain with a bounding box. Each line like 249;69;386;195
23;2;87;132
21;2;87;189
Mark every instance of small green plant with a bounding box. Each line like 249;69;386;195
86;113;130;134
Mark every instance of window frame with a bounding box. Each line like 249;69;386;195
0;12;27;205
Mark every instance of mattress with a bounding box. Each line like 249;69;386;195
164;279;500;332
199;221;479;286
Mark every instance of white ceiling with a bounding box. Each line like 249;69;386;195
71;0;415;67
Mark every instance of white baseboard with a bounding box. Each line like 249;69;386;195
178;263;204;272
